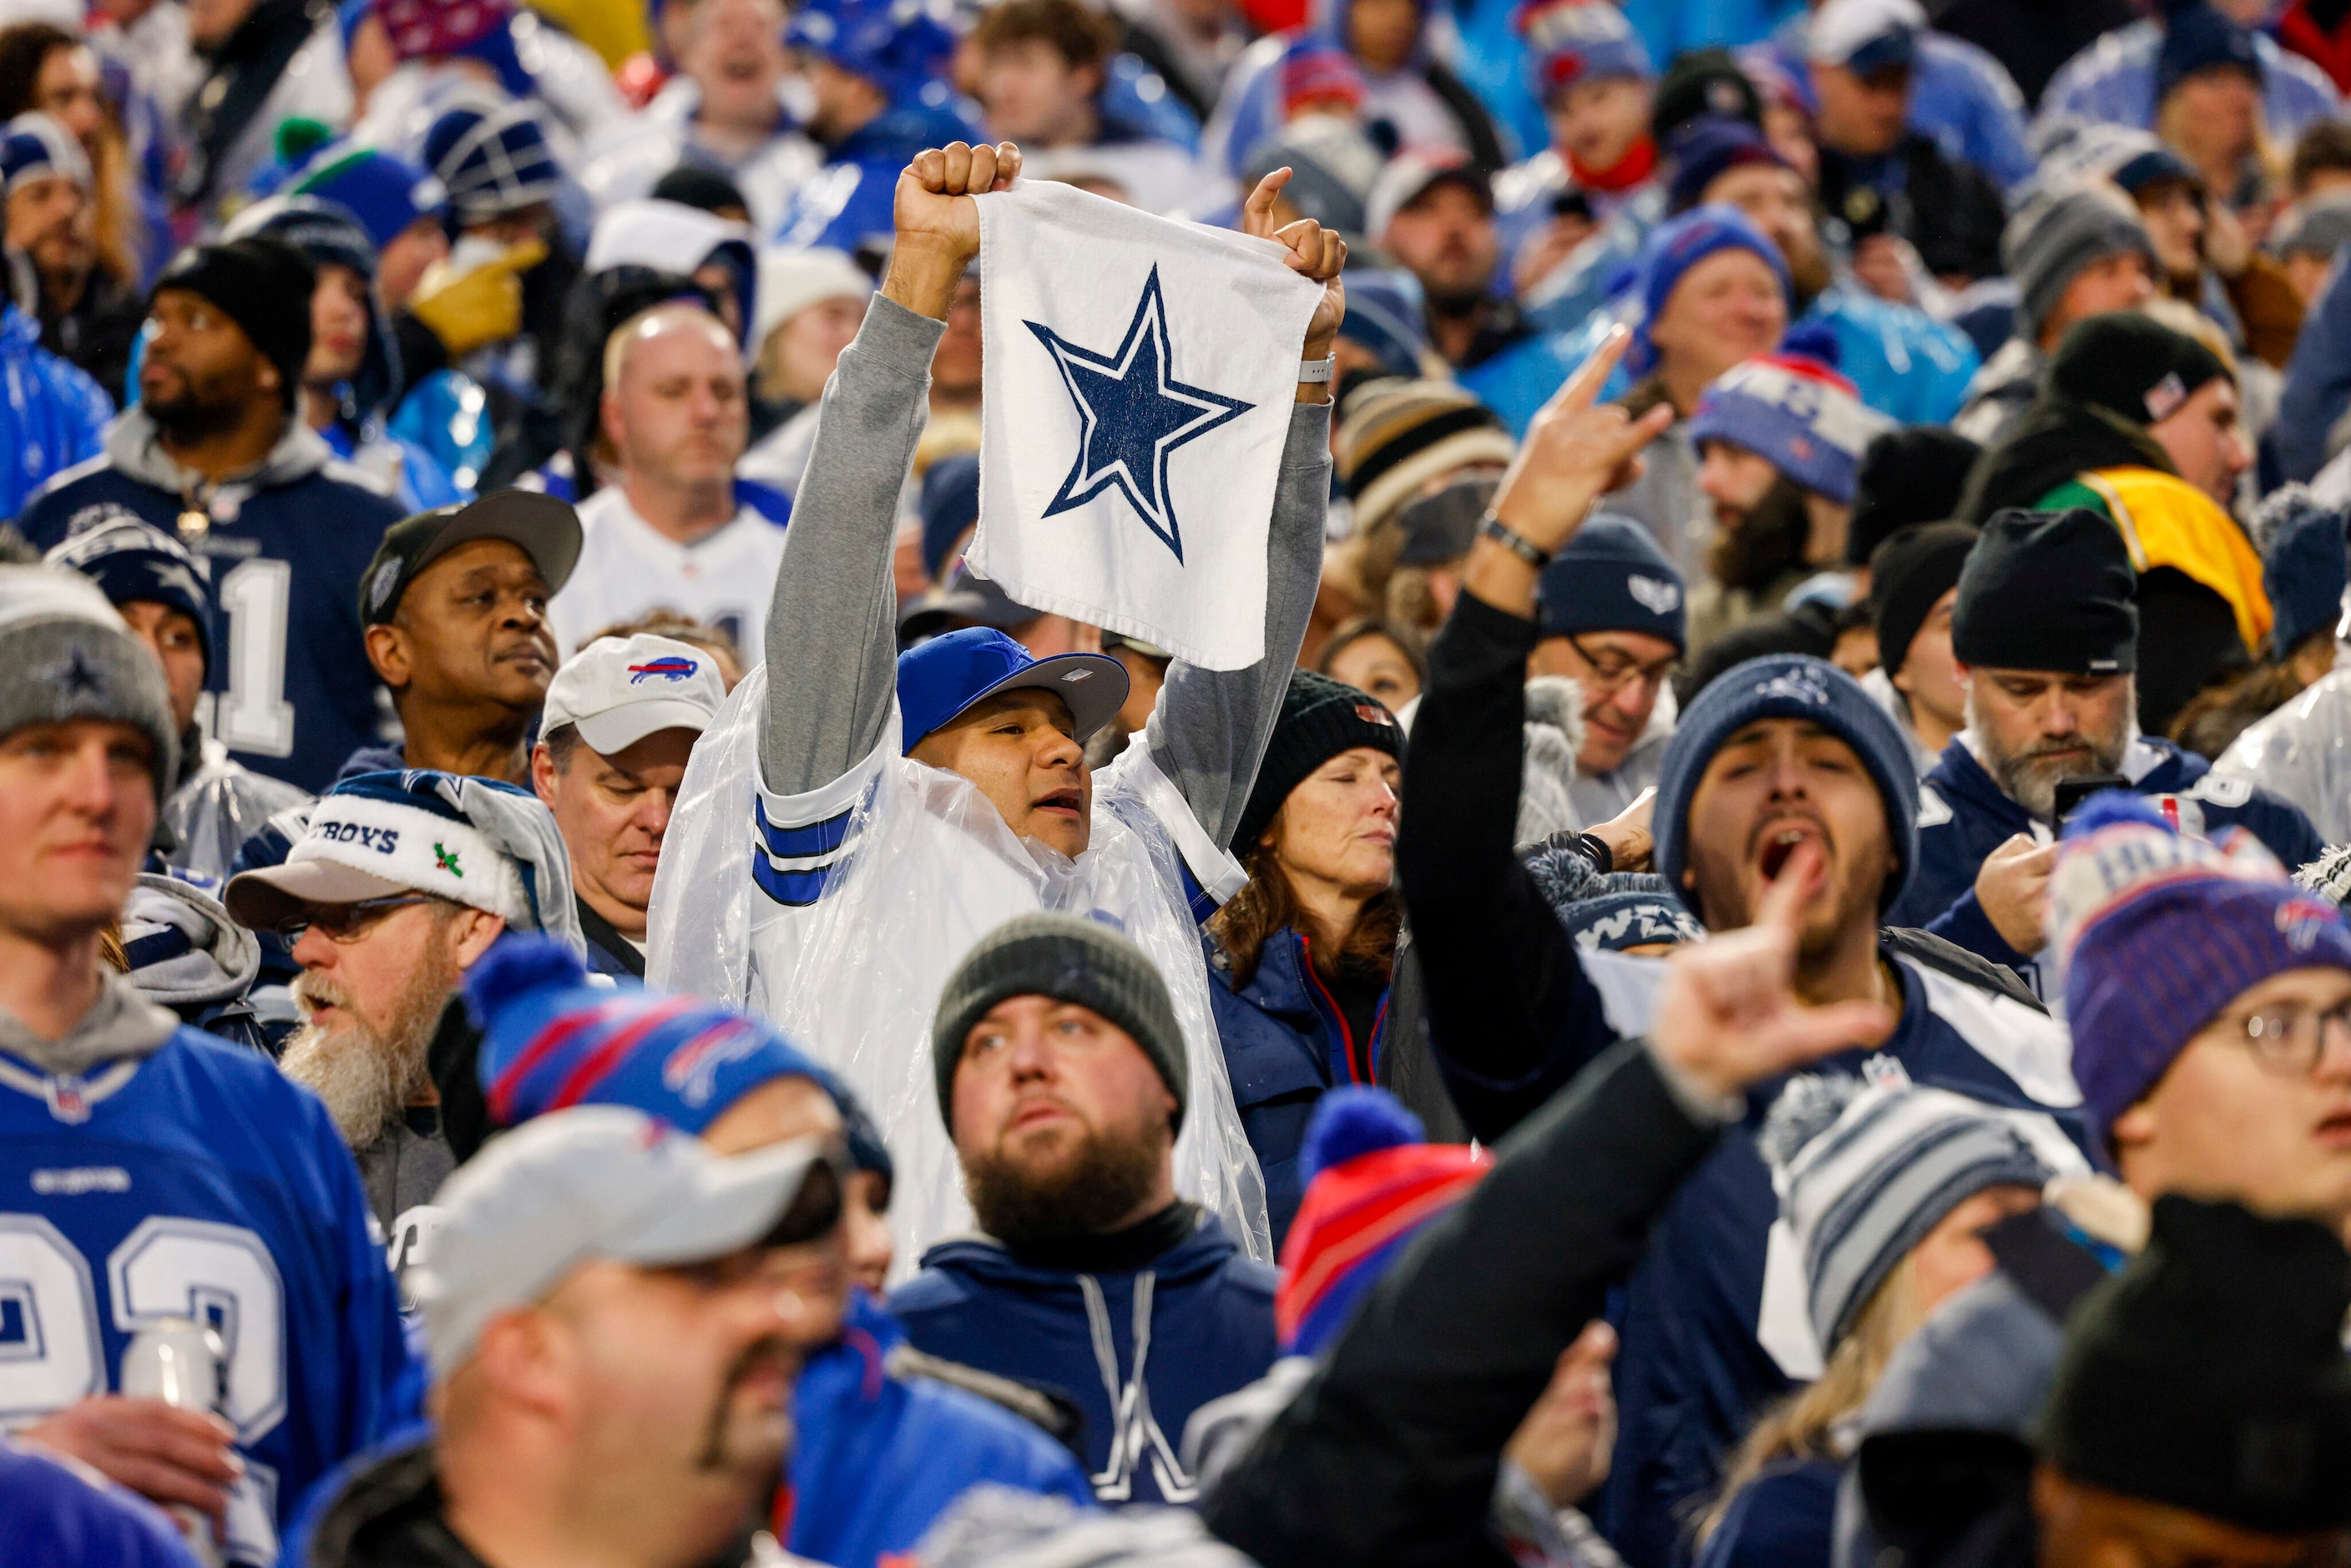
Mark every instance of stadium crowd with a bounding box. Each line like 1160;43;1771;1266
6;0;2351;1564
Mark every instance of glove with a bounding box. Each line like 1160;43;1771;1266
408;237;547;358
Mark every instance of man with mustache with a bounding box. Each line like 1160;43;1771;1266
286;1107;846;1568
223;766;585;1300
1395;334;2087;1568
1884;508;2318;982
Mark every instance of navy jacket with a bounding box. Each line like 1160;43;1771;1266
1887;736;2323;982
1694;1457;1839;1568
19;453;403;794
1205;928;1388;1247
889;1209;1279;1506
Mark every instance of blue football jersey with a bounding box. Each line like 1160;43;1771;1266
19;463;406;795
0;1028;414;1565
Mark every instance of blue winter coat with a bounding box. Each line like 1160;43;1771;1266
1694;1456;1840;1568
1205;928;1390;1247
1757;20;2034;190
787;1292;1096;1567
0;303;110;520
890;1211;1279;1506
771;100;985;254
1887;736;2325;982
2036;20;2339;144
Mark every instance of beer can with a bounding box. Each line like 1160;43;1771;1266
121;1318;227;1568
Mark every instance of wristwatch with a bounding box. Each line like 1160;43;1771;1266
1297;353;1336;384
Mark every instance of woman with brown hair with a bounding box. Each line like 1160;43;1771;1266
1206;669;1405;1246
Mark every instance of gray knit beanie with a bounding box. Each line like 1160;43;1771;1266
0;566;177;801
932;913;1187;1136
2004;184;2155;341
1761;1075;2075;1350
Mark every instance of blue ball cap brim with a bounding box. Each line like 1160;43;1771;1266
897;626;1130;753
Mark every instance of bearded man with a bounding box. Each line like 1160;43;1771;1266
224;769;584;1300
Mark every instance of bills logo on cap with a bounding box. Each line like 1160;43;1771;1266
628;657;699;684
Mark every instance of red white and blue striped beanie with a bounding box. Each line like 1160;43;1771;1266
2052;792;2351;1160
1275;1088;1488;1358
1687;353;1889;506
465;933;846;1136
1518;0;1653;100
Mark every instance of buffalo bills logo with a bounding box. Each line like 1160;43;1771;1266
629;657;699;685
2277;895;2339;954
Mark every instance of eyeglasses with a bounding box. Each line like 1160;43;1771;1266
2217;999;2351;1077
1567;634;1677;697
274;894;440;943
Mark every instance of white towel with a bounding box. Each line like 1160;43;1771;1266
970;179;1322;670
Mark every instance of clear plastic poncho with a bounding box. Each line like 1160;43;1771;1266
2210;660;2351;847
648;664;1271;1277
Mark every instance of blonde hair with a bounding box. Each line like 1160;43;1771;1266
2155;93;2288;208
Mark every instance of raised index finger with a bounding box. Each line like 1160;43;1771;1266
1540;323;1632;421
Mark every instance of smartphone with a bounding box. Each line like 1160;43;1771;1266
2053;774;2130;824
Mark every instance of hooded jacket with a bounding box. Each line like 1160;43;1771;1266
18;410;406;793
890;1208;1280;1507
1887;735;2323;980
0;302;109;517
787;1292;1096;1567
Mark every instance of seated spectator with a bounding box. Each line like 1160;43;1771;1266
1804;0;2007;289
285;1107;843;1568
420;99;580;415
2037;0;2338;149
2268;191;2351;305
2172;487;2345;757
547;303;786;658
530;633;726;977
1885;509;2317;976
173;0;351;225
0;567;409;1565
1327;377;1514;624
1368;153;1574;434
18;238;409;794
968;0;1199;216
2151;0;2283;216
43;519;309;885
2102;134;2304;369
1529;513;1686;827
1816;0;2104;148
771;0;970;255
1864;520;1979;774
894;913;1281;1505
1696;1076;2075;1568
1315;615;1424;714
1686;351;1890;652
1503;0;1657;238
580;0;817;231
739;245;872;493
1204;672;1403;1243
0;99;138;402
458;938;1100;1566
0;22;157;294
1605;205;1792;578
1961;312;2267;731
356;493;580;786
289;142;451;310
1954;185;2156;443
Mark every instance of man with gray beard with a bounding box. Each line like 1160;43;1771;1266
225;769;585;1301
1886;508;2319;989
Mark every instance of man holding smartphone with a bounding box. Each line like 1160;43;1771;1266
1886;508;2321;983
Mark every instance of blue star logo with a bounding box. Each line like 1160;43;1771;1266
1024;266;1253;564
49;646;102;698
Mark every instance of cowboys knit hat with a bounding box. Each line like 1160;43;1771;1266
1628;205;1792;377
0;112;88;192
1536;513;1687;653
43;519;214;671
931;912;1187;1134
1556;887;1704;951
2042;1195;2351;1533
2050;792;2351;1156
1336;379;1514;539
1653;655;1920;914
463;934;844;1132
1666;115;1792;215
2050;312;2230;431
2004;185;2156;341
1234;670;1403;857
291;141;448;250
361;491;583;625
540;634;725;754
2155;0;2263;104
1688;354;1890;506
1952;508;2138;675
423;100;561;223
412;1105;840;1378
2253;486;2350;659
896;625;1126;752
1277;1088;1488;1356
150;237;316;410
1845;427;1982;567
1519;0;1652;104
224;770;583;953
0;566;176;800
1762;1074;2075;1350
1870;521;1979;676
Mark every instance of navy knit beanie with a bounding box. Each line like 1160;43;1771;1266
1652;655;1920;916
2156;0;2262;104
1536;513;1687;653
2253;486;2348;660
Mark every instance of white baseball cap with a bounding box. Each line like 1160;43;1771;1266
542;633;726;756
410;1107;837;1379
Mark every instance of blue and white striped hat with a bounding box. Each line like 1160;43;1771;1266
423;100;560;222
0;112;88;193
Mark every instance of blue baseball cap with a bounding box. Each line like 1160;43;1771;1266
896;627;1128;754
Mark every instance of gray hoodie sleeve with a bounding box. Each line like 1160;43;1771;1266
757;296;947;796
1140;398;1332;852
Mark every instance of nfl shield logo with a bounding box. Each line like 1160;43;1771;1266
45;1078;90;1124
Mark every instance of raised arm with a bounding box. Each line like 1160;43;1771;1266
757;144;1019;795
1141;172;1347;853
